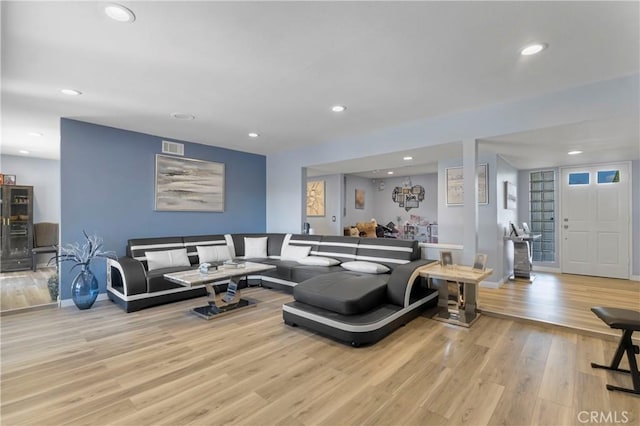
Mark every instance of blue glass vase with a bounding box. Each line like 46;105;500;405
71;267;99;310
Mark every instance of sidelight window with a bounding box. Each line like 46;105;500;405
530;170;556;262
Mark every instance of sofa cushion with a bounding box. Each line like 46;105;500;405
293;272;389;315
288;234;322;255
290;265;344;283
281;245;311;260
341;261;390;274
297;256;340;266
146;265;194;292
229;233;286;258
259;259;298;281
145;248;190;271
315;236;359;263
196;245;231;263
244;237;268;258
355;238;420;269
183;234;227;264
128;236;185;269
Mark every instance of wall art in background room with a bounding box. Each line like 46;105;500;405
504;181;517;209
155;154;225;211
355;188;365;209
446;164;488;205
306;180;325;216
4;175;16;185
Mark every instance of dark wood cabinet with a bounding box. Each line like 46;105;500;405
0;185;34;272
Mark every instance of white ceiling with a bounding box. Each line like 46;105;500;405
1;1;639;174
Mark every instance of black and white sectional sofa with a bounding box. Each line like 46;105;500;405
107;233;438;345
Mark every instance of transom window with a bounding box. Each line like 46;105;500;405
568;172;589;185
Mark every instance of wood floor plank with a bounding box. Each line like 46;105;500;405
537;330;578;407
530;398;574;426
1;276;639;426
449;378;505;426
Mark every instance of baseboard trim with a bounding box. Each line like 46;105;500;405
631;275;640;282
480;278;504;289
533;265;561;273
0;302;58;316
60;293;109;308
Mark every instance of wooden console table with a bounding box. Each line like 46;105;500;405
420;263;493;327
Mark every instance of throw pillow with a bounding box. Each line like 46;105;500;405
145;248;190;271
297;256;341;266
244;237;268;258
196;245;231;264
281;245;311;261
341;261;390;274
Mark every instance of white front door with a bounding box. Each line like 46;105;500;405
560;163;630;279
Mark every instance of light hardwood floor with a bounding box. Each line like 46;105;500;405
1;279;638;426
479;272;640;340
0;268;56;312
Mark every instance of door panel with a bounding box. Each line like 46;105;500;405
566;231;589;264
596;232;619;264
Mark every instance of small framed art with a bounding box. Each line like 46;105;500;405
440;250;453;267
4;175;16;185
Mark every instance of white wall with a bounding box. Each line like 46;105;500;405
344;176;376;227
1;155;60;223
438;152;502;282
496;156;519;281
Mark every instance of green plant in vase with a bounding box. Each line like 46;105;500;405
50;231;116;310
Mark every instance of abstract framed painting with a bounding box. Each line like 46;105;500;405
155;154;225;212
306;180;325;217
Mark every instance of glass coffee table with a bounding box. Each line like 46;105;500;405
164;261;276;320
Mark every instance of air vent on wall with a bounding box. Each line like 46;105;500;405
162;140;184;156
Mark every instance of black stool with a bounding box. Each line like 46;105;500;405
590;307;640;396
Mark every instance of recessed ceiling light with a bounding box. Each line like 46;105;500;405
568;150;583;155
60;88;82;96
403;156;413;161
331;105;346;113
248;132;259;138
104;3;136;23
387;171;394;175
521;43;547;56
19;150;30;155
170;113;195;120
28;132;43;137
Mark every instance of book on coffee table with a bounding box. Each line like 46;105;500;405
222;260;246;269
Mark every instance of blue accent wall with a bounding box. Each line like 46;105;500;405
60;118;266;300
